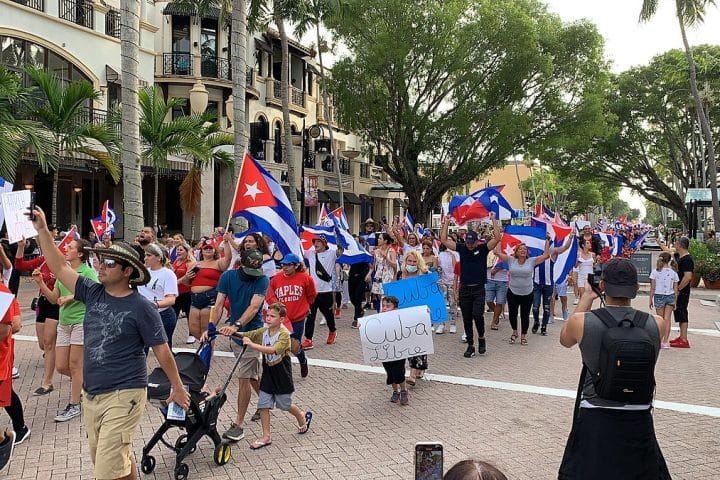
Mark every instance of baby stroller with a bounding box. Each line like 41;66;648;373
140;328;248;480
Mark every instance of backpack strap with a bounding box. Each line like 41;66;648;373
631;310;649;329
590;307;617;329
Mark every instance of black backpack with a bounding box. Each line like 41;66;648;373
587;308;658;405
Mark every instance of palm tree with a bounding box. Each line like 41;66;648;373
25;67;120;223
0;67;54;182
293;0;344;210
120;0;144;239
139;86;214;227
180;121;234;238
640;0;719;230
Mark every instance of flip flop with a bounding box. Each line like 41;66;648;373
298;411;313;434
249;439;272;450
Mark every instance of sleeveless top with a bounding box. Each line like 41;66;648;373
190;267;222;288
508;256;535;296
172;259;191;294
579;306;660;410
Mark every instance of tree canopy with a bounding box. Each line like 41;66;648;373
327;0;609;221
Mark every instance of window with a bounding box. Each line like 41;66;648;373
0;37;24;69
172;103;188;120
172;16;190;53
307;71;313;96
200;18;218;77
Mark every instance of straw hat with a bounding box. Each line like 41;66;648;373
92;241;151;286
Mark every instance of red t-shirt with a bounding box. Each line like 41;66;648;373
266;271;318;322
0;283;19;381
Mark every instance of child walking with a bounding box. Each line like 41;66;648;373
379;296;410;406
240;303;313;449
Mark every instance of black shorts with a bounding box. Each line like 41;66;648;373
674;291;690;323
36;296;59;324
382;360;406;385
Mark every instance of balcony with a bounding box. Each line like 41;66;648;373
266;78;307;116
162;53;192;76
360;163;370;178
105;9;120;39
201;55;231;80
11;0;44;12
59;0;94;29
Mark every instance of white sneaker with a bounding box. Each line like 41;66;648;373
435;324;445;334
54;403;81;422
573;298;579;305
11;368;18;380
461;333;467;343
548;317;555;324
320;317;327;326
186;335;196;344
449;324;457;334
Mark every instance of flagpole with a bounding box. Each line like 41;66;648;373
225;152;248;232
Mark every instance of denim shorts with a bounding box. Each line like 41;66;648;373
485;279;508;305
190;289;217;310
654;293;675;309
257;390;292;411
554;280;568;297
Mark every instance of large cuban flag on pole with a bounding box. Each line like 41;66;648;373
229;153;303;258
531;216;576;283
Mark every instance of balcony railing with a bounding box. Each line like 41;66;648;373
163;53;192;76
340;158;351;175
105;9;120;38
12;0;44;12
59;0;94;29
200;55;231;80
271;80;306;108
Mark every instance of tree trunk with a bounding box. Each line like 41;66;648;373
51;166;59;224
230;0;247;220
678;16;719;231
153;167;159;228
316;23;343;211
120;0;144;239
276;13;300;220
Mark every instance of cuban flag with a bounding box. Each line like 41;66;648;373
57;228;78;254
0;176;13;230
300;224;337;251
403;211;415;235
595;232;614;249
531;216;571;242
90;217;112;238
230;153;302;258
469;185;505;196
629;231;649;251
610;234;624;256
476;187;516;220
335;226;373;265
531;218;575;284
330;207;349;230
101;200;118;225
317;203;333;227
448;196;490;226
500;225;547;257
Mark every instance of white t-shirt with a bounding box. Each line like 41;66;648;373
649;267;679;295
305;248;336;293
138;267;179;312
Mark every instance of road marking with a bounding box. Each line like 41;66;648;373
14;336;720;418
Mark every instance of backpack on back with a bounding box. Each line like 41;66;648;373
588;308;658;405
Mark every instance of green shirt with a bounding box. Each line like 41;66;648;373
57;263;97;326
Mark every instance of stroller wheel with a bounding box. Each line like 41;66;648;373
140;455;156;474
175;434;197;454
174;463;189;480
214;443;232;466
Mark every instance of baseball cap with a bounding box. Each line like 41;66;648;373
465;231;479;244
281;253;301;265
314;234;328;244
601;258;638;299
241;249;264;276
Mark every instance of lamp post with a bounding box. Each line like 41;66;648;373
299;122;322;225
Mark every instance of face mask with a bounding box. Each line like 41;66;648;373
406;265;418;273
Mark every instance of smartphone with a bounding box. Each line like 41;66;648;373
191;265;201;274
28;192;36;221
415;442;443;480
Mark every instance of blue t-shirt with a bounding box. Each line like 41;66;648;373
217;268;269;332
74;276;168;395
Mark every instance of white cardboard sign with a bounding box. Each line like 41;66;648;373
358;305;434;364
0;190;37;243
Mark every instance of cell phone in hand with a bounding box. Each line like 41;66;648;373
28;192;36;221
415;442;443;480
191;265;201;274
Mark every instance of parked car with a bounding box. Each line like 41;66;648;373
641;231;662;250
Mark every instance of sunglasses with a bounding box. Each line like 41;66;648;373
100;258;127;269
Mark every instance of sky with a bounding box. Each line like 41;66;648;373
543;1;720;219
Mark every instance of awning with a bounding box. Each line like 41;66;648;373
317;190;330;203
394;198;408;208
162;2;222;19
344;192;362;205
106;64;119;84
325;190;342;203
371;179;404;192
255;38;273;53
281;185;301;202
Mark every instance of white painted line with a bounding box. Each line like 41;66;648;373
13;336;720;418
669;327;720;337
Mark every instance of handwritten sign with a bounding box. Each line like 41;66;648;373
0;178;13;230
358;306;434;364
382;272;448;324
0;190;37;243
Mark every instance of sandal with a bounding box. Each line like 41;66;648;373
490;321;499;331
298;411;313;434
249;439;272;450
520;337;528;346
509;334;517;345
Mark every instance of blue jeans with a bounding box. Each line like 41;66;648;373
532;283;553;327
290;319;307;365
159;308;177;348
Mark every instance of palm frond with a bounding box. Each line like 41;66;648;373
179;166;204;215
638;0;659;22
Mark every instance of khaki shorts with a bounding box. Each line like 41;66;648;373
83;388;146;480
56;323;84;346
230;339;260;380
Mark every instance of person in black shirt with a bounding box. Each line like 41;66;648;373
660;236;693;348
440;214;501;357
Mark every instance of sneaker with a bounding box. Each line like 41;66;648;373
399;390;410;406
301;339;314;350
477;338;486;355
54;403;81;422
0;431;15;473
13;426;30;446
572;298;579;305
435;324;445;335
390;390;400;403
540;326;547;336
532;322;540;334
562;310;569;321
326;331;337;345
222;422;245;441
319;317;327;325
300;362;309;378
670;338;690;348
449;324;457;334
250;410;261;422
186;335;196;344
33;385;54;396
351;320;359;329
461;333;467;343
334;308;341;318
660;342;671;349
548;317;555;324
463;345;476;358
11;368;18;380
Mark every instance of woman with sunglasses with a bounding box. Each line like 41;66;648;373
139;243;178;347
183;237;231;341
